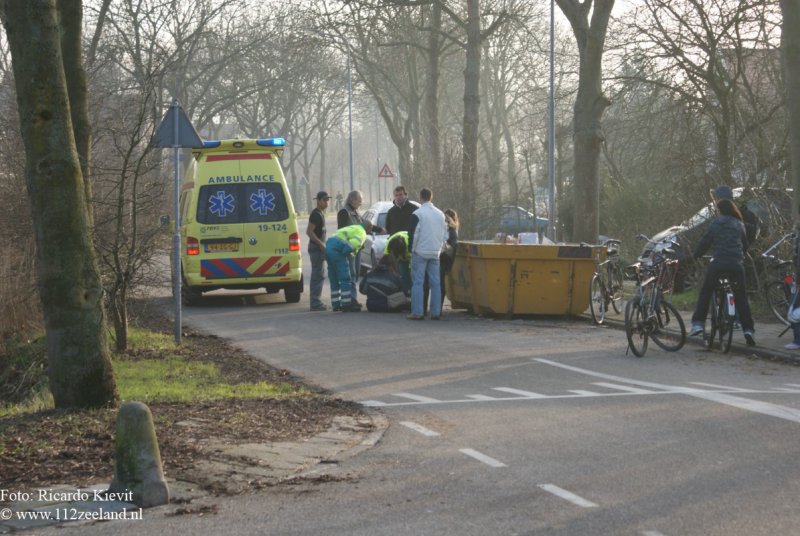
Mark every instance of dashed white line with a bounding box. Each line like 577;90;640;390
466;394;499;401
393;393;442;403
459;448;507;468
593;382;655;395
569;390;600;396
538;484;597;508
641;531;667;536
399;421;440;437
492;387;547;398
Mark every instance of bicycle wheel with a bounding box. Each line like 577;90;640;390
589;274;607;325
719;296;734;353
765;280;791;327
650;300;686;352
610;263;625;314
706;291;719;350
625;299;648;357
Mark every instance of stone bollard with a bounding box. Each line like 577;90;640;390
108;401;169;508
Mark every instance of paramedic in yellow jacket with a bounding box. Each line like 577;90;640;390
326;224;367;312
385;231;412;293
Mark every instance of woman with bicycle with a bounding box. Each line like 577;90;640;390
786;231;800;350
688;198;756;346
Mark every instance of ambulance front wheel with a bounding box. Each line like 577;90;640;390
284;289;301;303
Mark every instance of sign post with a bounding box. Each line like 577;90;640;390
152;98;204;344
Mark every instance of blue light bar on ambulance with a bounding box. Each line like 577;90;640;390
202;140;221;149
256;138;286;147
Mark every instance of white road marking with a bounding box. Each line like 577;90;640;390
641;531;667;536
459;448;507;468
593;382;655;394
536;358;800;424
569;390;600;396
361;400;386;407
467;394;500;401
691;382;750;391
394;393;442;403
538;484;597;508
492;387;547;398
399;421;440;437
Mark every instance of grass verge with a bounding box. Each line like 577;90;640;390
0;310;362;492
1;326;310;417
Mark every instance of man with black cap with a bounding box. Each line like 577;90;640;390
307;191;331;311
711;184;760;245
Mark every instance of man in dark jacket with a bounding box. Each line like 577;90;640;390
386;185;418;235
307;191;331;311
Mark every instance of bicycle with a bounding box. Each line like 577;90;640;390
706;270;737;353
624;237;686;357
588;238;624;325
761;232;796;326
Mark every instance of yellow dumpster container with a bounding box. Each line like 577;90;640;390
447;241;600;316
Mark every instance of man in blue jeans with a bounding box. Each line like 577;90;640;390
406;188;447;320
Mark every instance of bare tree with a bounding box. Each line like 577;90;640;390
555;0;614;243
617;0;783;192
1;0;118;408
91;80;165;351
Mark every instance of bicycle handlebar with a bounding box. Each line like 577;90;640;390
761;232;795;259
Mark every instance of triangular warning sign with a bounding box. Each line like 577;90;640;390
152;99;204;148
378;163;395;178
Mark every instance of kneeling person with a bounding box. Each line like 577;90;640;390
326;224;367;312
359;255;407;312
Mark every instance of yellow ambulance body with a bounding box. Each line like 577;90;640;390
179;138;302;304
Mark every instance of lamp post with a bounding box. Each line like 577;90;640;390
547;0;556;241
347;49;355;193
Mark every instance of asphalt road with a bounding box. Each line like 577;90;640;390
51;216;800;535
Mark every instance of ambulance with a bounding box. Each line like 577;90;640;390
178;138;302;305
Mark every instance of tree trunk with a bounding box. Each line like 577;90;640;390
502;115;518;206
556;0;614;243
398;145;414;193
421;2;442;186
57;0;94;223
110;286;128;352
3;0;118;409
461;0;482;238
781;0;800;218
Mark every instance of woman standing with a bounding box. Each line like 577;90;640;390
439;209;459;308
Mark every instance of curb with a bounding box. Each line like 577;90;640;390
588;311;800;365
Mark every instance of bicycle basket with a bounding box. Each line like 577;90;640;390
623;263;640;281
657;259;679;294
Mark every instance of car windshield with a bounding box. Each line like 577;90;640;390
683;204;715;229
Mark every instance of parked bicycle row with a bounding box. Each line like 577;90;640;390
588;187;800;358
